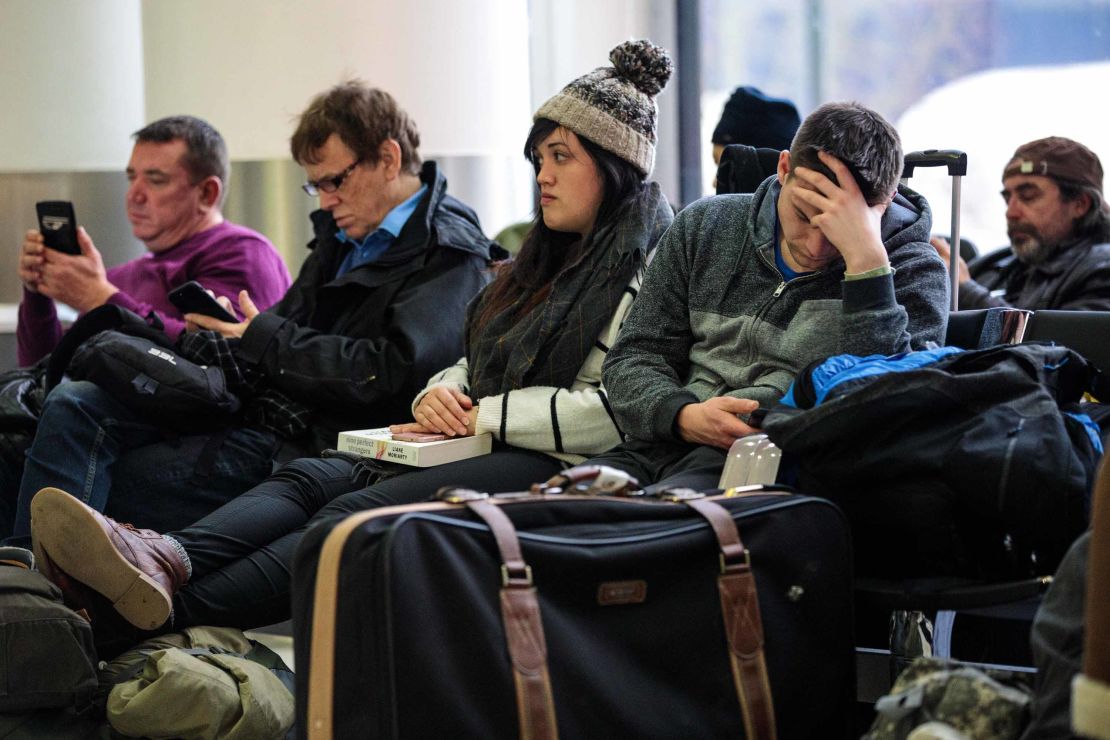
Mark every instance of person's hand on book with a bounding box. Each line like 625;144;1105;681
403;386;474;437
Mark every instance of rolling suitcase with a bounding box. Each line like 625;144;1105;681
292;480;855;739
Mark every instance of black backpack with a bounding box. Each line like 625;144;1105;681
763;343;1102;580
46;305;241;434
0;566;98;713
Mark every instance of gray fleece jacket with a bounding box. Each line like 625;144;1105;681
602;176;950;443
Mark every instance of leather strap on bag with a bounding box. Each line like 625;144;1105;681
685;497;777;740
466;500;559;740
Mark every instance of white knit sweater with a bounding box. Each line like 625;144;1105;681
411;261;650;465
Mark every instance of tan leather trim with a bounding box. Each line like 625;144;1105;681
467;500;529;580
1085;457;1110;684
722;573;776;739
503;588;559;740
306;501;453;740
719;568;765;658
729;648;776;739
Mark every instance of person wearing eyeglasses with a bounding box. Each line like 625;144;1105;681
28;41;677;647
5;81;501;553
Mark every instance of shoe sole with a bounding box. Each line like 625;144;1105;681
30;487;171;630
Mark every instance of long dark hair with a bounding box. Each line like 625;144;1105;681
1059;182;1110;243
473;118;645;333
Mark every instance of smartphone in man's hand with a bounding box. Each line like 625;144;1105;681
35;201;81;255
167;281;238;323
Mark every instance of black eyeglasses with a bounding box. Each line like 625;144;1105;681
302;159;361;196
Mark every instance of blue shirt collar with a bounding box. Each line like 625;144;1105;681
335;184;427;248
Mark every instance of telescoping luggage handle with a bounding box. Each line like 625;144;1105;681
902;149;967;312
460;477;778;740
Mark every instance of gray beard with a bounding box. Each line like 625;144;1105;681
1011;235;1056;265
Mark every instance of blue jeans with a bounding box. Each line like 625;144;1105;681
7;381;281;547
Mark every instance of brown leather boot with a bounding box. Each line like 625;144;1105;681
30;487;189;631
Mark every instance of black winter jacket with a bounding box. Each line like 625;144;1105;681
237;161;501;454
960;236;1110;311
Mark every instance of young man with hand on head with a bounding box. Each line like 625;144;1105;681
588;101;950;489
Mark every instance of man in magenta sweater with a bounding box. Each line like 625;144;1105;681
16;115;291;367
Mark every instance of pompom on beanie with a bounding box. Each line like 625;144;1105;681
534;39;673;176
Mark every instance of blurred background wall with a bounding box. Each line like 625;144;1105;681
0;0;678;368
2;0;1107;368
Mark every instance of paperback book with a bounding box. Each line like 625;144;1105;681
337;427;492;467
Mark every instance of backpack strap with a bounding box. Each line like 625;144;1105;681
189;429;234;483
107;646;242;687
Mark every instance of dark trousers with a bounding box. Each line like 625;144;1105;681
585;438;728;493
170;445;564;630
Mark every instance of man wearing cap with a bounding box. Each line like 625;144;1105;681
933;136;1110;311
710;86;801;194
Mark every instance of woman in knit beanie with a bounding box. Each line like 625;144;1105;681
461;37;674;402
392;37;676;486
29;41;678;636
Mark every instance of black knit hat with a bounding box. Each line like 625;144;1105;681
712;86;801;151
534;39;673;176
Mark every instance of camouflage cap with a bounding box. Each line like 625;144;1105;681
866;657;1032;740
1003;136;1104;195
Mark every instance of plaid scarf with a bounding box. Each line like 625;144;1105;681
177;331;311;440
467;183;671;400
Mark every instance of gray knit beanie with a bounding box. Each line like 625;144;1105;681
534;39;673;176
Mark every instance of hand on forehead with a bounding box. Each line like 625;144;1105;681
791;177;825;218
791;151;858;209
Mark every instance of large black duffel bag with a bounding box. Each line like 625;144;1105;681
762;343;1102;580
291;486;855;739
